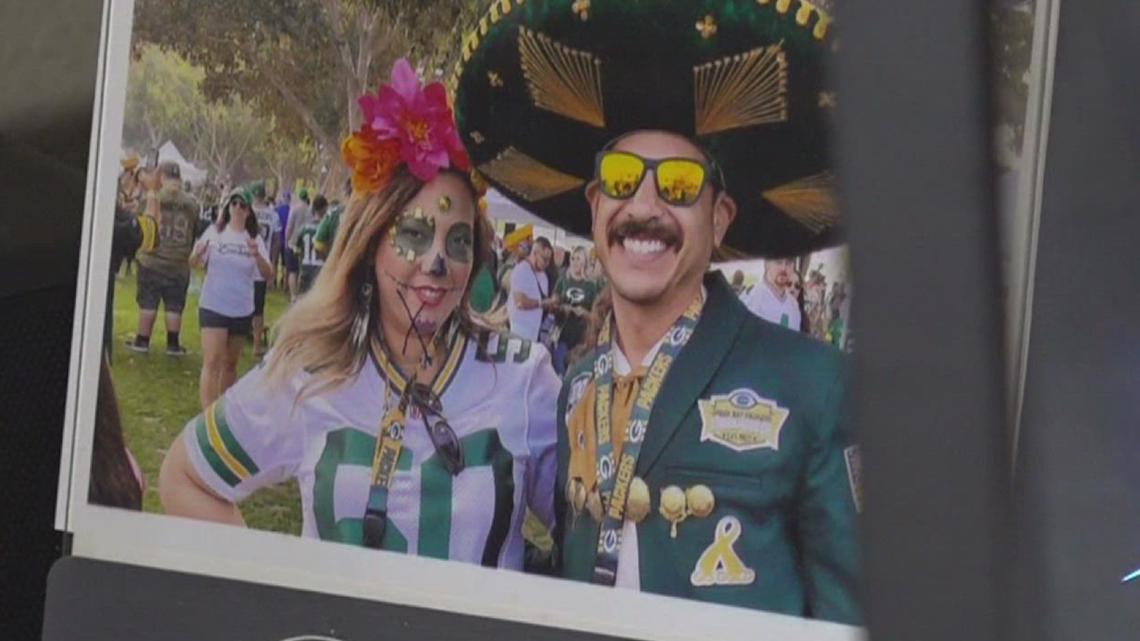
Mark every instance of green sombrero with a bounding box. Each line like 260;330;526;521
451;0;839;257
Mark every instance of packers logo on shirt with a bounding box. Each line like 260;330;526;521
698;389;789;453
565;286;587;304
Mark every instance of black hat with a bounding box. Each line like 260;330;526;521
451;0;839;257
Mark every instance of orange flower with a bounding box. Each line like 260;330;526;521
341;131;402;194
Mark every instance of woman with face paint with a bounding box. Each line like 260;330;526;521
159;60;561;570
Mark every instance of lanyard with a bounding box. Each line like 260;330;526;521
362;325;464;549
590;293;703;585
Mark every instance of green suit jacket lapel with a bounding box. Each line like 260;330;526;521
637;272;746;476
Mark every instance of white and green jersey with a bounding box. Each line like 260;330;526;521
295;220;323;267
182;328;560;569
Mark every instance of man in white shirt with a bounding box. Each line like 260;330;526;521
508;236;552;342
744;258;803;331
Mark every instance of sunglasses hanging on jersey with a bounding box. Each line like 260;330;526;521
405;382;464;475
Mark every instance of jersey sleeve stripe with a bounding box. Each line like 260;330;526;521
201;400;261;482
212;401;262;476
194;414;241;487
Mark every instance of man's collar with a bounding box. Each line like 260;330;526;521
610;284;707;376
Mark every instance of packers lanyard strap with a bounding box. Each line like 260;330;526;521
362;328;464;549
590;293;703;585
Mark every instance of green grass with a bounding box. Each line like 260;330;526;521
109;268;302;535
109;267;551;550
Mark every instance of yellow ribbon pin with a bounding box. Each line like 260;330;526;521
690;516;756;587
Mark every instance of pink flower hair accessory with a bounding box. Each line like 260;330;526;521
343;58;470;194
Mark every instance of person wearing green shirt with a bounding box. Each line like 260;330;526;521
313;201;341;260
550;246;598;373
125;161;199;356
292;195;328;295
452;0;859;624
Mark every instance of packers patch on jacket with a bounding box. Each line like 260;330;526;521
554;273;861;625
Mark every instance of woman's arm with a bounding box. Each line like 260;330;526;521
159;437;246;526
254;250;274;281
247;236;274;280
189;237;210;269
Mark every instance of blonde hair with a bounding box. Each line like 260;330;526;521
569;246;588;278
263;167;493;400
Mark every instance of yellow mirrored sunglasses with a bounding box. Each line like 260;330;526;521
595;150;722;206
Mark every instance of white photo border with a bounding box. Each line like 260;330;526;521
1005;0;1061;468
57;2;864;640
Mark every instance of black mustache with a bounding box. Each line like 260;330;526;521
607;219;680;246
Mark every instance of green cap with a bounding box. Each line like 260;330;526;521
225;187;253;208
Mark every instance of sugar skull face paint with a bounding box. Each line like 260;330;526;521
390;207;436;263
374;173;477;347
445;222;473;263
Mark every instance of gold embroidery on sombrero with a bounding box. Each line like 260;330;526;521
518;26;605;128
693;44;789;136
757;0;833;39
695;14;718;40
571;0;589;21
761;171;838;233
477;147;586;202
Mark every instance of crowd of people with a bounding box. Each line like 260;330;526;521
730;257;853;350
112;156;850;404
112;156;625;382
111;161;350;405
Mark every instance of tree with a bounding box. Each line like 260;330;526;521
190;94;273;186
122;44;279;186
122;44;203;154
133;0;483;193
254;129;320;198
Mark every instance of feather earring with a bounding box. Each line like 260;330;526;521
350;280;373;360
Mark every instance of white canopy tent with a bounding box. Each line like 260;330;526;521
156;140;208;188
483;188;591;249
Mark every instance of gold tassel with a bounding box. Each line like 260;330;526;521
477;147;586;202
518;26;605;128
694;44;788;136
762;172;838;233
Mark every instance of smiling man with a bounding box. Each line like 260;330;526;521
453;0;857;624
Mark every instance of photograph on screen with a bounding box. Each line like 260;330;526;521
61;1;865;638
